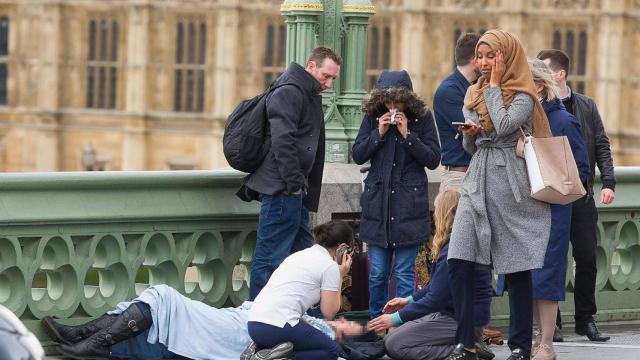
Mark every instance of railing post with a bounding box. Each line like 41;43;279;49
280;0;375;163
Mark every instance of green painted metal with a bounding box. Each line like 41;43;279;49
280;0;375;163
0;170;259;348
489;167;640;327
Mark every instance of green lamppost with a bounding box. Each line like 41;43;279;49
281;0;375;163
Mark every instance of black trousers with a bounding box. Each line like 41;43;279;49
557;195;598;328
449;259;533;355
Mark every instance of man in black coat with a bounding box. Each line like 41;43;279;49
245;47;341;300
538;49;616;342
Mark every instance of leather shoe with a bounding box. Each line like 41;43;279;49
475;341;495;360
552;325;563;342
444;344;478;360
506;347;529;360
575;320;610;342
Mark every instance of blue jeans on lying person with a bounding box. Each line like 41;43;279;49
368;244;419;318
110;303;177;360
248;320;341;360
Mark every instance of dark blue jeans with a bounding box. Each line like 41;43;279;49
448;259;533;356
110;303;177;360
248;321;341;360
368;244;419;318
249;193;314;300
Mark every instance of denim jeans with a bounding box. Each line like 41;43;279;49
110;303;177;360
248;321;341;360
249;193;314;300
368;244;419;318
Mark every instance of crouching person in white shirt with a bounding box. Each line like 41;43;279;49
244;220;358;360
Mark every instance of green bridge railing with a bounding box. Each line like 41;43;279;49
0;168;638;344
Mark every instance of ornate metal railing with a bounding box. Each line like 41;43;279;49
0;170;258;344
490;167;640;324
1;168;639;344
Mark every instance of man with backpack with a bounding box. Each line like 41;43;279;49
242;46;341;300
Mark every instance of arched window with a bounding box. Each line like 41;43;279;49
86;17;119;109
262;21;286;90
174;17;207;112
366;22;392;90
0;16;9;105
552;25;588;94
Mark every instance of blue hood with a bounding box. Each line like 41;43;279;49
374;70;413;91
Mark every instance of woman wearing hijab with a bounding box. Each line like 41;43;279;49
445;30;552;360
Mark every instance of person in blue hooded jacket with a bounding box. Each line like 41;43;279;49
367;190;494;360
498;59;590;360
352;70;441;319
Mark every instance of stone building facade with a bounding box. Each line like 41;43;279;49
0;0;638;171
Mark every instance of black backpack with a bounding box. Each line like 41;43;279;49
223;82;300;173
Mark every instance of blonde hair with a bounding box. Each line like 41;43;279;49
528;58;560;102
430;190;461;262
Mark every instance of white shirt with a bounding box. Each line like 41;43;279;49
248;244;341;327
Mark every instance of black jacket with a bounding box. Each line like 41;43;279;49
352;71;441;248
571;92;616;194
244;62;325;211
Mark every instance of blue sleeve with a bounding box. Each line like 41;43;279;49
400;110;442;170
434;85;465;136
397;251;450;323
564;118;590;184
352;114;386;165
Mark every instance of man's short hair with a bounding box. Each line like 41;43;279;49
308;46;342;67
537;49;570;75
455;33;481;66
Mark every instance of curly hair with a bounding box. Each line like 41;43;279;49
361;87;427;119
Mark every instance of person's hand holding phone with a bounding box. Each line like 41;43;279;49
378;112;392;137
338;252;352;277
453;119;482;136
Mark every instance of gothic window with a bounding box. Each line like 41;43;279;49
86;18;119;109
0;16;8;105
366;22;391;90
552;25;588;94
174;17;207;112
263;21;286;90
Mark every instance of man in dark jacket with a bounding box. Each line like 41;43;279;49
538;49;616;342
433;33;480;192
246;47;341;300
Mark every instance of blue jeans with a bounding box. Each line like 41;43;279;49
249;193;314;300
368;244;419;318
248;321;341;360
111;303;177;360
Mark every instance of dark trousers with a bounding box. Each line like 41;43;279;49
449;259;533;355
249;193;314;300
248;321;341;360
557;195;598;328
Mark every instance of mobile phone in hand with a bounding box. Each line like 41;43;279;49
452;121;473;129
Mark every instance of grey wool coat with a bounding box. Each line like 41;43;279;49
447;87;551;274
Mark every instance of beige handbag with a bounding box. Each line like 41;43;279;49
516;128;586;205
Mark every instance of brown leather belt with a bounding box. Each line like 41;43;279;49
444;165;468;172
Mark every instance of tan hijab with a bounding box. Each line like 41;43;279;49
464;30;552;137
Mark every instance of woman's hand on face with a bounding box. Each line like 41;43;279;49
382;297;409;314
367;314;394;332
378;112;392;138
489;50;505;88
460;118;482;136
338;253;352;277
396;112;409;138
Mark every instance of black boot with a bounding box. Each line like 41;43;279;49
42;314;117;345
57;304;151;360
